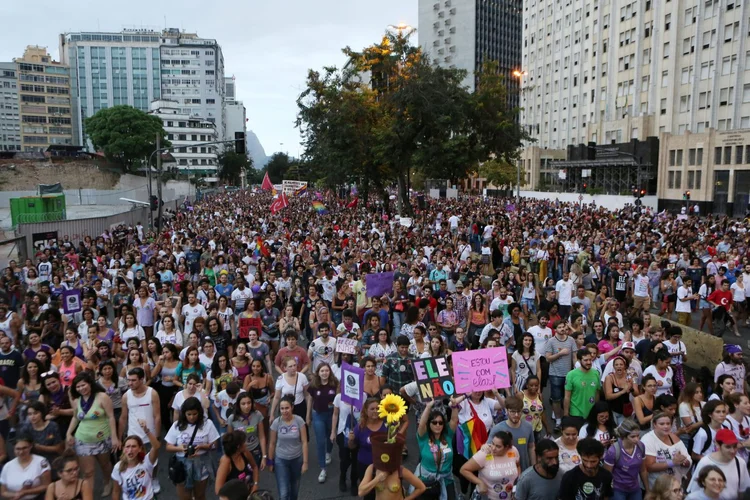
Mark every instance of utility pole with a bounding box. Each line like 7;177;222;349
146;152;153;229
156;133;163;230
516;161;521;205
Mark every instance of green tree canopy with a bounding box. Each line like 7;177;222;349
217;147;254;186
478;158;526;189
265;152;299;184
84;105;170;172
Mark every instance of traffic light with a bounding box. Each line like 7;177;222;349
150;195;158;211
640;189;646;197
583;183;588;191
234;132;246;154
632;187;639;198
686;191;691;200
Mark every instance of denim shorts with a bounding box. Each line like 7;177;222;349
521;298;536;312
549;375;566;402
177;453;212;489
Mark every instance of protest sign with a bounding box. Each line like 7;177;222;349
340;362;365;409
411;356;455;402
451;347;510;393
366;271;394;298
336;337;359;355
238;317;263;339
62;289;82;315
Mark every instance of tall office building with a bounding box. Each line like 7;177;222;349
160;29;225;141
418;0;522;106
224;75;236;102
15;46;73;152
60;30;162;146
0;63;21;152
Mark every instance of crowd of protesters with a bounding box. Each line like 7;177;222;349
0;188;748;500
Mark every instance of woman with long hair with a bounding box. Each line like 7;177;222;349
175;346;207;387
17;358;43;423
65;372;119;496
165;397;220;500
270;357;309;421
98;359;128;424
678;382;706;448
361;357;382;399
690;400;728;464
367;330;396;377
399;306;425;341
510;333;539;394
305;362;339;484
226;393;267;469
644;474;684;500
349;397;387;500
416;399;459;500
21;401;62;464
0;433;51;500
45;450;93;500
39;371;73;439
724;392;750;462
172;373;210;422
120;347;151;382
423;335;449;359
214;430;259;496
243;358;274;429
156;343;180;431
580;400;617;449
634;374;658;431
460;429;521;500
230;342;252;383
112;420;161;500
269;394;309;500
708;374;735;402
467;293;488;348
642;410;692;488
517;375;551;442
660;271;677;320
120;312;146;352
605;355;638;425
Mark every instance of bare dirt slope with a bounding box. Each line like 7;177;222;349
0;159;120;191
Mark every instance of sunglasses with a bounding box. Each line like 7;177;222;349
430;420;445;426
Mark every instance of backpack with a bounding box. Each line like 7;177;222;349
613;439;645;464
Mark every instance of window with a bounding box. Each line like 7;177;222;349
669;150;676;166
676;150;684;165
689;148;696;165
642;75;650;91
668;171;675;189
695;170;702;189
663;42;670;58
688;170;695;189
675;171;682;189
661;98;667;115
662;70;669;87
719;87;734;105
725;146;733;164
699;91;711;109
697;148;703;165
680;95;691;112
665;13;671;30
737;145;744;164
718;118;732;130
716;146;723;164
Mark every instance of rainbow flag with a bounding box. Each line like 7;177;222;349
312;201;328;215
456;414;488;459
294;185;308;197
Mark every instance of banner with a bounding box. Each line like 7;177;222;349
282;179;308;195
238;317;263;339
411;356;455;402
451;346;510;393
366;271;394;298
399;217;412;228
62;289;82;315
335;337;359;355
32;231;58;252
340;362;365;410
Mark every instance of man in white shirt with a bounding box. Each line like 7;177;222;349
676;278;697;327
632;265;652;314
687;428;750;500
528;312;553;357
181;293;207;336
555;272;574;320
230;278;253;316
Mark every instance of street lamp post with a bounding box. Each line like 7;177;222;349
513;70;527;205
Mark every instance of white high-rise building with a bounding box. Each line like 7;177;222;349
521;0;750;150
149;99;218;182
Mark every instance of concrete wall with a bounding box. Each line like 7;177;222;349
509;190;659;211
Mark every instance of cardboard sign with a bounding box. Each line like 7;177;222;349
62;288;82;314
336;337;359;355
340;362;365;410
366;271;394;298
411;356;455;402
238;317;262;339
451;346;510;393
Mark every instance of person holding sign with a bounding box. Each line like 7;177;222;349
416;399;459;500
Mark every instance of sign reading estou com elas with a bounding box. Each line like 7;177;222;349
451;347;510;393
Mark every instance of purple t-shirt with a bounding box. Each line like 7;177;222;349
307;384;337;413
353;422;387;465
23;344;52;361
603;440;646;491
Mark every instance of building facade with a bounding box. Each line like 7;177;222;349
149;99;218;181
226;100;247;153
0;62;20;153
15;46;73;152
521;0;750;152
160;29;225;141
659;129;750;216
60;30;162;146
418;0;522;107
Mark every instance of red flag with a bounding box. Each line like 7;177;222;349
261;172;273;191
270;193;289;214
346;197;358;209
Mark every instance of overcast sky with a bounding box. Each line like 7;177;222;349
0;0;418;158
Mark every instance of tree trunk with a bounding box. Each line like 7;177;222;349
397;172;413;216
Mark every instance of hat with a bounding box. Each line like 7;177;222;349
726;344;743;354
715;428;739;445
621;342;636;351
219;270;229;275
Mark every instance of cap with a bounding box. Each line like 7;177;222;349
726;344;743;354
621;342;636;351
219;270;229;275
716;428;739;445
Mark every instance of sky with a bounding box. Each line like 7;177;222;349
0;0;418;158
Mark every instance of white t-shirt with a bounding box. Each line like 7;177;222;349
665;340;686;366
111;454;157;500
214;389;244;420
0;455;51;500
171;390;209;418
641;429;692;487
578;423;611;446
164;420;220;457
230;287;253;312
527;325;553;357
458;398;498;432
333;393;361;436
687;454;750;499
601;357;643;385
181;303;207;335
642;365;674;397
679;401;705;426
554;439;581;474
555;279;574;306
308;337;337;371
275;373;309;405
676;287;693;313
732;282;747;302
155;329;181;347
121;326;145;344
692;425;727;457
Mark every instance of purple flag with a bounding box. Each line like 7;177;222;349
340;362;365;409
366;271;395;298
314;191;323;201
351;185;358;196
505;203;516;212
62;289;82;315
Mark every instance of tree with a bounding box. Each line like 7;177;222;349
478;159;526;189
265;152;298;184
217;147;253;186
84;105;170;172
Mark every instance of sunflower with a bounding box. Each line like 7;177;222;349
378;394;407;425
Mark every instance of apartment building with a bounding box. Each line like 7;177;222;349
0;63;20;153
15;46;73;152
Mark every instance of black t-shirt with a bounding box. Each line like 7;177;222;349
0;350;23;388
558;466;613;500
